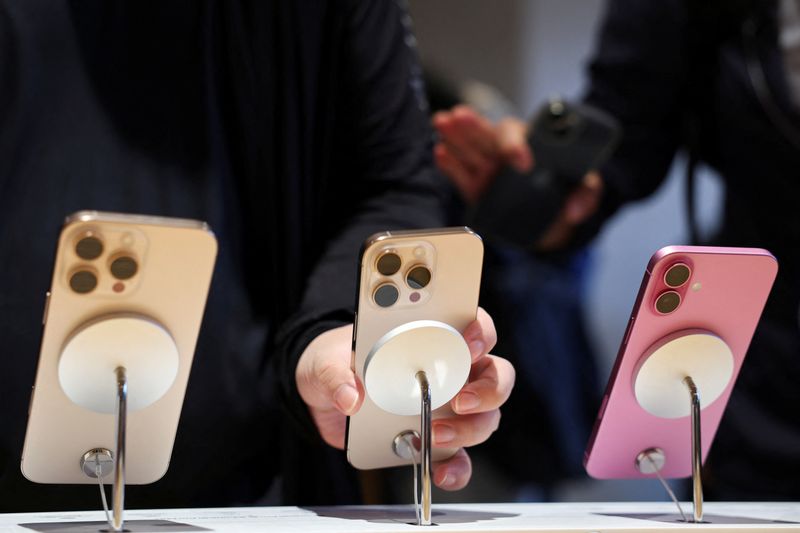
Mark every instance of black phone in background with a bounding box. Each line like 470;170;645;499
467;99;621;249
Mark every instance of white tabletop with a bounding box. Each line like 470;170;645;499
2;502;800;532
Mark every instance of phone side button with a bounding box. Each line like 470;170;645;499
42;291;51;325
28;386;35;415
622;316;635;346
352;312;357;347
597;393;609;420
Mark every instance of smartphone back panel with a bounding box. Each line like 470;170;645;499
347;228;483;470
22;212;217;484
584;246;777;479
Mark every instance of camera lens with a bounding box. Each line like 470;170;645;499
110;255;138;280
664;263;691;288
75;235;103;260
374;283;399;308
376;252;401;276
655;290;681;314
70;270;98;294
406;266;431;289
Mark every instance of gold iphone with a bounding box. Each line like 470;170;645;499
22;211;217;484
346;227;483;469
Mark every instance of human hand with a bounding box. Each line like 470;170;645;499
294;307;514;491
433;105;603;250
433;105;531;203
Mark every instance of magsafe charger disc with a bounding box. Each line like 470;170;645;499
364;320;471;416
634;329;733;419
58;315;179;413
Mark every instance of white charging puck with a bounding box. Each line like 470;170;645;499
634;329;734;419
58;315;179;413
363;320;471;416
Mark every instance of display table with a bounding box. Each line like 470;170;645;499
2;502;800;532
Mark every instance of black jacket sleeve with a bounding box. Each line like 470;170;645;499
577;0;690;243
274;0;449;439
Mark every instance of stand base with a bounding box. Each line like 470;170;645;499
634;376;704;523
391;373;433;526
15;504;800;532
19;519;206;532
80;368;128;531
364;320;471;526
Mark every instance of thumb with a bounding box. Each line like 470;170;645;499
317;361;361;415
296;325;363;416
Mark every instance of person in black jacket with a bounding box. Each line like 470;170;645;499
434;0;800;499
0;0;514;510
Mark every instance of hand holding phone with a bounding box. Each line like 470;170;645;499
468;99;620;248
294;228;513;490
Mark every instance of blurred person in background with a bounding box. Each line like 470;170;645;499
434;0;800;499
424;70;599;502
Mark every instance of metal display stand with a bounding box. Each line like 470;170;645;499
79;368;128;531
58;316;181;532
417;371;432;526
364;320;472;527
634;377;704;523
632;331;735;524
112;367;128;531
390;372;433;526
685;376;703;523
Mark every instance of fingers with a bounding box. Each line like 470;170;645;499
433;448;472;491
296;324;363;415
309;407;348;450
496;117;532;172
434;106;498;158
432;409;501;449
536;171;604;251
564;171;604;223
461;307;498;362
295;325;364;449
450;105;500;157
452;354;515;415
434;108;494;168
434;144;483;204
433;106;508;202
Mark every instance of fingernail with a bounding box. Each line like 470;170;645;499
456;391;480;412
468;339;485;358
433;423;456;445
439;474;455;488
334;384;359;414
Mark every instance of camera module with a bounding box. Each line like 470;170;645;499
655;290;681;314
376;252;401;276
374;283;399;308
406;266;431;289
664;263;691;288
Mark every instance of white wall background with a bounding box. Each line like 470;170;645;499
409;0;723;501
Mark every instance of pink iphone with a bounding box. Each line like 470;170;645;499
584;246;777;479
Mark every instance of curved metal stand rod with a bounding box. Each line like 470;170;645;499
416;371;432;526
635;448;687;522
113;366;128;532
683;376;703;523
